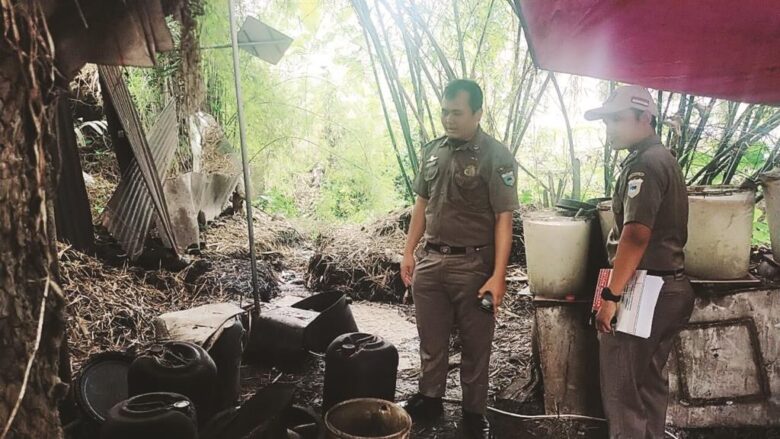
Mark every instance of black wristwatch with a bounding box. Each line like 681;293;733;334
601;287;622;303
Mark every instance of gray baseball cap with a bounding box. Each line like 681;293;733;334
585;85;659;121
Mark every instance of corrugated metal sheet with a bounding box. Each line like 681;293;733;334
54;94;94;252
101;80;135;176
159;173;200;253
191;172;242;224
100;65;179;259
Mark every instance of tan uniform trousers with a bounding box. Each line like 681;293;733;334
599;274;695;438
412;244;495;414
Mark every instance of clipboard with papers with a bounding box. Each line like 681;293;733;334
591;269;664;338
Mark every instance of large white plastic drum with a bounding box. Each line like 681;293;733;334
760;169;780;258
523;211;591;298
685;185;754;279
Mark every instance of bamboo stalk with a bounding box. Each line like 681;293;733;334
358;1;419;172
405;0;457;80
470;0;497;78
681;97;717;176
511;72;550;155
354;2;414;202
551;74;579;199
376;4;427;143
452;0;468;77
379;0;432;142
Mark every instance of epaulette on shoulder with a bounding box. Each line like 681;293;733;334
422;135;447;151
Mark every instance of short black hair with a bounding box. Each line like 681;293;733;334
632;108;657;130
443;79;483;113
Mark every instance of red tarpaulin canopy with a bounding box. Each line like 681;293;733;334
517;1;780;105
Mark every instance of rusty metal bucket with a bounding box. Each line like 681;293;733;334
324;398;411;439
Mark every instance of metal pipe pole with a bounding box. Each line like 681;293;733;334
228;0;264;309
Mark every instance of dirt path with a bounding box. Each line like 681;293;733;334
236;246;613;438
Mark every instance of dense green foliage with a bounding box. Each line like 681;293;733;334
120;0;779;244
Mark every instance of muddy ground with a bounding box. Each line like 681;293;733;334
231;240;779;438
238;263;609;439
64;213;780;438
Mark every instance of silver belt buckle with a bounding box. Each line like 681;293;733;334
440;245;451;254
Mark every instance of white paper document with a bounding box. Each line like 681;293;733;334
593;269;664;339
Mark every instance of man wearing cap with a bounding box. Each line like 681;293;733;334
399;79;519;439
585;85;695;438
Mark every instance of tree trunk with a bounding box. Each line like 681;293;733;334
0;2;66;438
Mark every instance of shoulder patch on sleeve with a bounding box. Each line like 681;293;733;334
628;171;645;181
497;166;516;187
627;178;643;198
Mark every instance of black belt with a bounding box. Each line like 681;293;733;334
425;242;491;255
646;268;684;277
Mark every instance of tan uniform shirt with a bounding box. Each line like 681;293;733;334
413;128;520;247
608;134;688;271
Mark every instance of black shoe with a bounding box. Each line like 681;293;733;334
463;411;493;439
399;394;443;421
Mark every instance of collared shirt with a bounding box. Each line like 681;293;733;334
413;127;520;247
607;134;688;271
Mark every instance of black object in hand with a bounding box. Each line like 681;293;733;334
479;292;494;314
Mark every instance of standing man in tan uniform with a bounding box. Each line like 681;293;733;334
585;85;695;438
399;79;519;439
